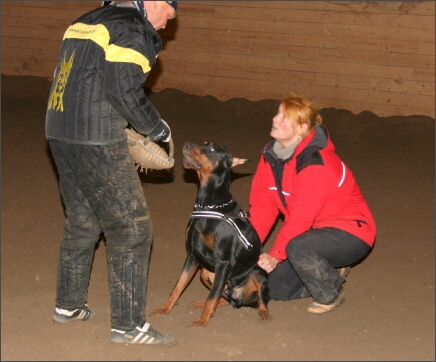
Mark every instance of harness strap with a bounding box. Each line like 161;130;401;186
191;210;253;251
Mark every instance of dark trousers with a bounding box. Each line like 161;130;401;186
268;227;371;304
49;140;152;330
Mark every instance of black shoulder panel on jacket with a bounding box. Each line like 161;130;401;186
296;150;324;174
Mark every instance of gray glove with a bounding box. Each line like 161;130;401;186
148;119;171;142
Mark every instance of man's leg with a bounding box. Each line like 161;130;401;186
49;141;101;319
82;141;152;331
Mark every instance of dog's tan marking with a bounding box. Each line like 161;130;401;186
196;155;214;187
245;275;272;321
151;266;200;316
201;232;215;250
189;297;222;327
190;269;229;309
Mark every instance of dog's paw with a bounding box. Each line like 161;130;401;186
189;300;205;309
188;319;209;327
150;306;172;316
258;310;273;322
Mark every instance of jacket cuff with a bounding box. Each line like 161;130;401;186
269;249;286;262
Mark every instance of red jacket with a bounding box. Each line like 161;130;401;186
249;125;376;262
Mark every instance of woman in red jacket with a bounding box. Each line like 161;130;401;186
249;94;376;314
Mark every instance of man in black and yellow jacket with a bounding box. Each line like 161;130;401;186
46;1;178;346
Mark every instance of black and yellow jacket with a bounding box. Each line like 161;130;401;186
46;5;165;145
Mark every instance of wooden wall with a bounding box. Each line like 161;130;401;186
1;1;434;118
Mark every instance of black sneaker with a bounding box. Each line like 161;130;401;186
111;322;177;347
52;304;95;323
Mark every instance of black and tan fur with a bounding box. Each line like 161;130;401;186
151;142;271;326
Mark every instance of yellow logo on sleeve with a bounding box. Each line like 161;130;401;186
48;50;75;112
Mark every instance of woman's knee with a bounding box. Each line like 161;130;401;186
285;237;305;259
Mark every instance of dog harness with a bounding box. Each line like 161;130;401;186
190;210;254;251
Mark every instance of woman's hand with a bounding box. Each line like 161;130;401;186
257;253;279;273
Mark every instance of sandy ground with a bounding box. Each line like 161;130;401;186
1;75;434;361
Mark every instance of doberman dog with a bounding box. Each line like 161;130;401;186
151;141;272;327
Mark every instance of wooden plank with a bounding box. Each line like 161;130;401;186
179;1;435;16
2;3;92;21
1;27;65;43
1;14;74;30
172;14;434;43
151;72;434;117
151;74;432;112
162;38;432;69
163;28;432;57
157;57;434;95
177;2;435;29
2;45;60;64
151;67;434;109
2;2;96;10
2;37;62;55
157;46;432;83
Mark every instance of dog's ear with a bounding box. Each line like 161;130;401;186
231;157;249;167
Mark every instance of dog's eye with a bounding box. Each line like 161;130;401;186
202;142;217;154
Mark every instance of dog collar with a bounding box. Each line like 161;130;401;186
194;199;234;210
